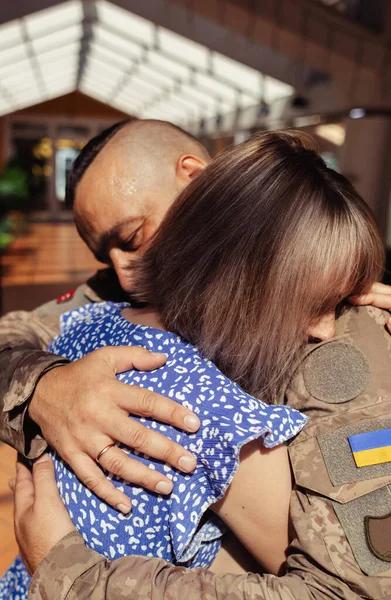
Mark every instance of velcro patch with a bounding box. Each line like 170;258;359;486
333;486;391;576
349;429;391;468
365;512;391;562
318;420;391;486
303;342;370;403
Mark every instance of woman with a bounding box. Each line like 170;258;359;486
1;130;384;598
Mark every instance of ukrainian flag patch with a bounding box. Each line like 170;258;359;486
348;428;391;468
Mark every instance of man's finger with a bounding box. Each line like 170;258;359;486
369;282;391;294
114;382;200;433
106;409;196;474
99;345;167;375
97;446;174;495
32;455;64;505
70;452;132;514
349;293;372;305
13;462;35;519
96;347;200;432
351;292;391;309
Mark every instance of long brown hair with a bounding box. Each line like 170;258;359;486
135;131;384;402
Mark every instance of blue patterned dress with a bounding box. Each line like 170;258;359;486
0;302;307;598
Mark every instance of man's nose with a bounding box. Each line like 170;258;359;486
109;250;135;294
308;313;336;342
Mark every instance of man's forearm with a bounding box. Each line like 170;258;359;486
29;532;297;600
29;532;352;600
0;310;66;457
0;346;69;456
0;276;109;456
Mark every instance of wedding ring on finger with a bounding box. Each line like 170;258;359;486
96;442;116;465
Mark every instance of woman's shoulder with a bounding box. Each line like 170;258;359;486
60;301;128;330
55;302;307;444
50;301;197;357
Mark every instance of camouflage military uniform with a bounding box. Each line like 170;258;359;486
27;306;391;599
0;268;126;458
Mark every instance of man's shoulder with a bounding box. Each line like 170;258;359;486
34;268;126;319
285;305;391;413
337;305;390;333
334;305;390;358
34;283;91;319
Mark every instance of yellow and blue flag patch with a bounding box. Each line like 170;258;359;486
348;428;391;468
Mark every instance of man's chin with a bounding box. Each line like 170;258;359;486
126;285;146;306
118;277;137;298
127;293;148;308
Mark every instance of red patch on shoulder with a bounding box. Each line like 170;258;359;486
56;289;76;304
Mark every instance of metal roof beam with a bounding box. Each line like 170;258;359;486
89;19;261;102
20;20;47;97
110;0;308;89
77;2;97;88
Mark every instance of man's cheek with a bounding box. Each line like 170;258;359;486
118;270;138;295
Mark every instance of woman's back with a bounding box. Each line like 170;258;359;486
47;301;305;567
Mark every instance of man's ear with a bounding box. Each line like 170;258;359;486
175;154;208;187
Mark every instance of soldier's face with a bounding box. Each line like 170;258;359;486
307;312;336;342
73;161;180;295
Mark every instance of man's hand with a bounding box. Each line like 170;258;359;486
350;282;391;310
28;346;199;513
350;282;391;333
11;455;76;575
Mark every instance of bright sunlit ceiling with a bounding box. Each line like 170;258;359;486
0;0;293;128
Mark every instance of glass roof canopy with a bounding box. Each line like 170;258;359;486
0;0;293;129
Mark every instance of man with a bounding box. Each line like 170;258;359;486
0;119;211;512
11;304;391;600
2;119;390;512
6;119;391;597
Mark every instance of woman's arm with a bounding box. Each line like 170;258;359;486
14;456;350;600
211;441;292;575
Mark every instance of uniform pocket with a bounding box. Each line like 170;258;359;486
333;486;391;576
317;420;391;487
289;420;391;577
290;420;391;504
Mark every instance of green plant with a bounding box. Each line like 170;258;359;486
0;161;28;251
0;216;12;250
0;164;28;217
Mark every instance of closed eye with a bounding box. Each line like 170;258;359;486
119;226;142;253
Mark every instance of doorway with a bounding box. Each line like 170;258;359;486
3;115;117;220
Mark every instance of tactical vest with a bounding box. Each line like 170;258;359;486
286;305;391;599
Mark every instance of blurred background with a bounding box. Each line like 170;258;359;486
0;0;391;313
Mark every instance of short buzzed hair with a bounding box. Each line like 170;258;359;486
65;119;209;209
65;119;132;209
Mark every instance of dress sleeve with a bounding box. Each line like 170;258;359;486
167;383;307;563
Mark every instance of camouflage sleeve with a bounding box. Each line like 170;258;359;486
29;532;354;600
0;308;69;457
0;280;96;458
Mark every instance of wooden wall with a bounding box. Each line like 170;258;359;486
9;91;128;119
0;91;130;169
